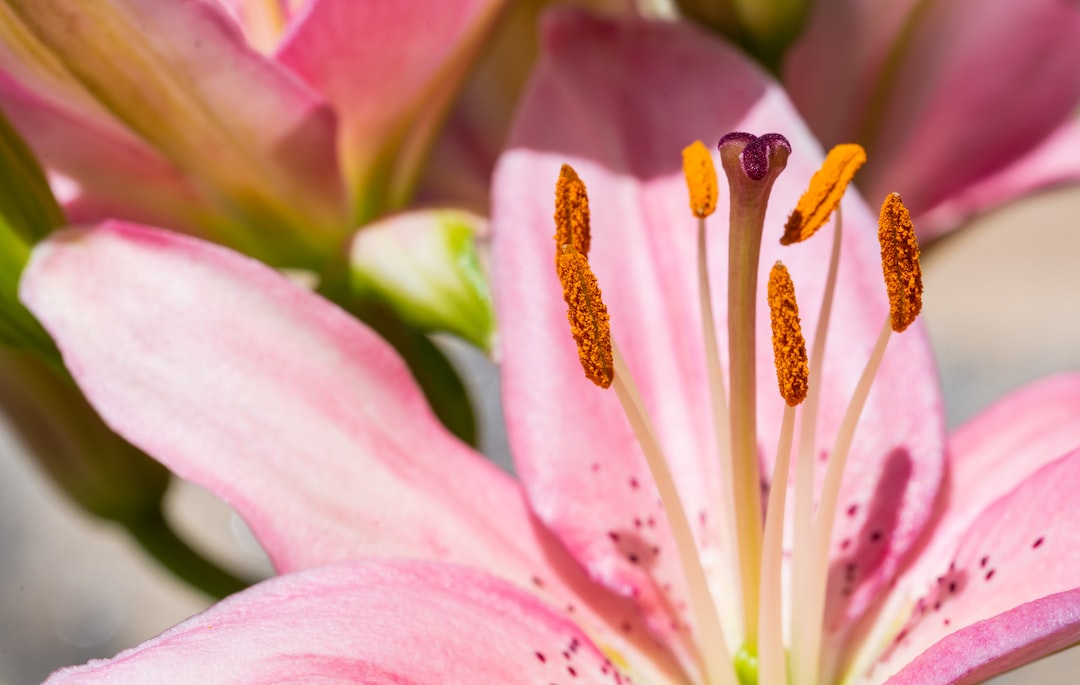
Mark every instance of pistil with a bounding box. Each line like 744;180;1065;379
717;132;791;651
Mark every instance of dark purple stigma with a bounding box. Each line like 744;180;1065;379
718;132;792;181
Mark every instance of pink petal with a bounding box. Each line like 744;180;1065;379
917;121;1080;241
881;589;1080;684
47;561;625;684
934;373;1080;557
492;9;944;653
1;0;346;256
867;447;1080;683
828;374;1080;675
275;0;506;218
788;0;1080;223
20;222;683;683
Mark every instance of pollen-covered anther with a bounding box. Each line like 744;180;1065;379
681;140;718;218
557;246;614;388
554;164;591;261
782;143;866;245
878;193;923;332
767;262;809;406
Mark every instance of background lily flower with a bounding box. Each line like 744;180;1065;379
18;12;1080;683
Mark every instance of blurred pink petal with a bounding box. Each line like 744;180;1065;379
917;121;1080;240
785;0;1080;230
276;0;507;220
0;74;212;234
0;0;346;263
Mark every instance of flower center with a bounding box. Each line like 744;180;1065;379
552;136;923;685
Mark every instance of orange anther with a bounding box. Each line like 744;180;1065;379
878;193;923;332
767;262;809;406
782;144;866;245
682;140;718;219
556;247;614;388
554;164;591;261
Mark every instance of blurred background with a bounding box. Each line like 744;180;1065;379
1;183;1078;683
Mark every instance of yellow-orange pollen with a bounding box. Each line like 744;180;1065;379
781;143;866;245
767;262;809;407
555;163;591;259
877;192;923;333
682;140;718;219
554;165;614;388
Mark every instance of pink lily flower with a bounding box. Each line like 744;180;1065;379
784;0;1080;240
0;0;507;268
20;12;1080;685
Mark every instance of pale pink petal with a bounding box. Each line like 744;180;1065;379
47;561;626;684
1;0;346;257
917;121;1080;241
492;9;944;654
20;222;683;683
275;0;506;218
864;447;1080;683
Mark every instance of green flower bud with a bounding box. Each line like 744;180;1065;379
349;209;496;352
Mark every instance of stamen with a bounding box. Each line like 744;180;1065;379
759;402;796;685
801;318;892;685
610;345;735;685
790;206;844;685
554;164;591;260
759;262;808;685
781;144;865;245
682;141;718;218
878;193;922;332
556;248;614;389
767;262;809;407
554;164;735;684
797;195;924;684
685;139;740;647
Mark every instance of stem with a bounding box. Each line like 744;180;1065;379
125;506;250;599
611;344;736;685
